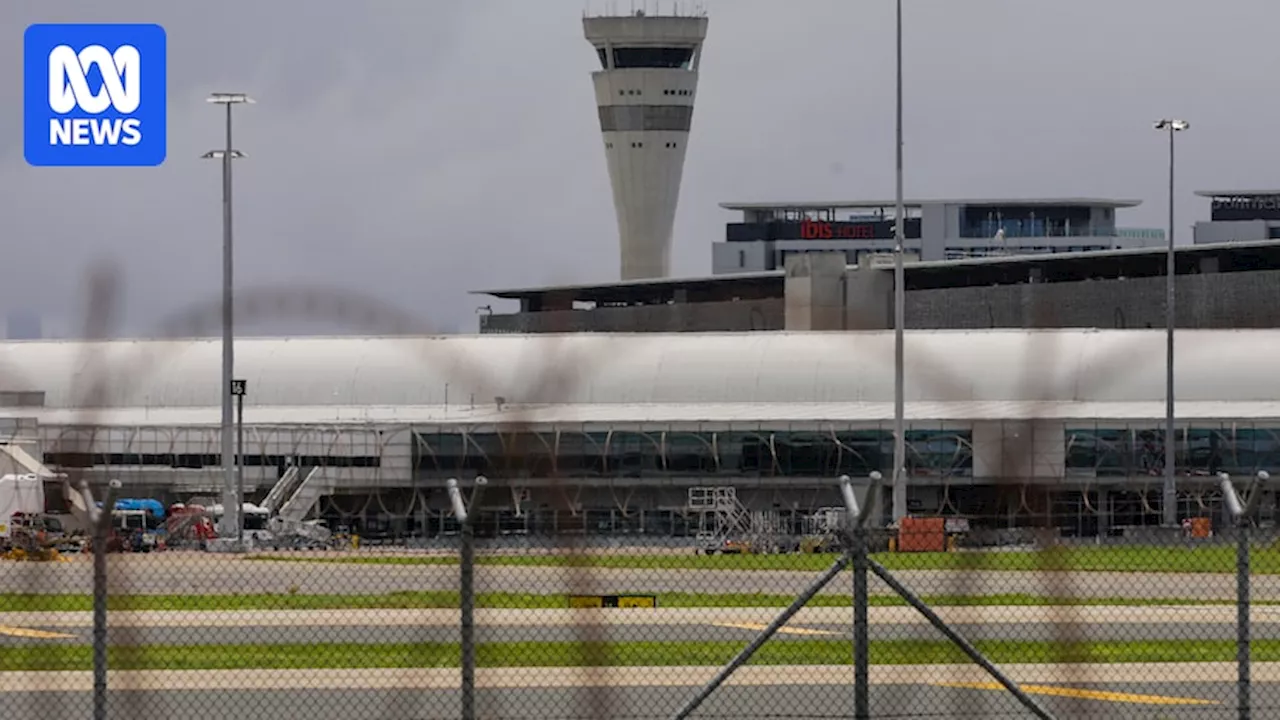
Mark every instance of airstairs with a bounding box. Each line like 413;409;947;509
0;442;57;478
687;486;783;554
266;467;332;546
261;466;300;514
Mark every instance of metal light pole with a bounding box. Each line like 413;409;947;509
1154;118;1188;527
203;92;253;542
891;0;907;522
231;379;247;545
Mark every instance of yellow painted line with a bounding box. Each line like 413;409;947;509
0;625;76;640
712;621;840;637
938;681;1217;706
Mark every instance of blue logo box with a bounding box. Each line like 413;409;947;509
24;23;167;167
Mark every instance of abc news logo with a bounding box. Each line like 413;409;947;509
48;44;143;147
24;23;166;167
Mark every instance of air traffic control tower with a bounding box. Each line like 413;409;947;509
585;7;708;280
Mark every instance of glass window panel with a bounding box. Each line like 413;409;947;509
905;430;973;477
427;432;468;474
1235;427;1280;474
498;431;555;479
1065;428;1128;476
605;431;663;478
1255;428;1280;473
411;431;438;476
773;432;839;476
554;431;607;477
716;432;772;476
1183;427;1226;476
1131;429;1165;476
665;432;717;474
834;431;886;476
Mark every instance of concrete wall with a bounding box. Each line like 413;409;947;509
712;241;770;273
783;253;846;330
1193;219;1269;244
906;268;1280;329
480;268;1280;333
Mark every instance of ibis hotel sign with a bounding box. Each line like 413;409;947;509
726;218;921;242
1210;194;1280;221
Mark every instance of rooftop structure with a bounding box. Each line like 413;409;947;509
719;197;1144;212
1;330;1276;418
584;5;709;280
716;196;1163;274
474;239;1280;334
1194;189;1280;245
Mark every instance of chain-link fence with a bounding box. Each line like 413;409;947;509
2;272;1278;720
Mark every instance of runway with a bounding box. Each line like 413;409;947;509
3;665;1279;719
0;604;1272;647
5;552;1279;602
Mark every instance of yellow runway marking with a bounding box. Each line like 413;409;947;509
938;681;1217;706
712;622;840;637
0;625;76;640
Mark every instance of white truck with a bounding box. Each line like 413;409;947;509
0;474;46;540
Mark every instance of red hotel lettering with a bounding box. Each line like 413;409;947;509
799;220;875;239
800;220;833;239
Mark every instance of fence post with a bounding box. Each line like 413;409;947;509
1221;470;1269;720
1237;514;1250;720
82;478;120;720
447;478;476;720
852;524;870;720
841;473;878;720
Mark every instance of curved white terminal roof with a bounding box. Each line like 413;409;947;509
0;329;1277;425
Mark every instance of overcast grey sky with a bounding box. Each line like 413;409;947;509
2;0;1277;338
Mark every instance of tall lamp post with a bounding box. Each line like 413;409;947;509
1154;118;1188;528
891;0;907;522
204;92;253;542
231;379;247;545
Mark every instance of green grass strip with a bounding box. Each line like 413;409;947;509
245;545;1280;574
3;639;1278;672
0;592;1255;613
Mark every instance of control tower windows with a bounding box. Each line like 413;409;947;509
598;105;693;132
612;47;695;69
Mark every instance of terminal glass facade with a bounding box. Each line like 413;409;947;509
412;427;973;480
415;423;1280;481
1065;425;1280;476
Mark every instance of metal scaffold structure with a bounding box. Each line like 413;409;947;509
686;486;784;554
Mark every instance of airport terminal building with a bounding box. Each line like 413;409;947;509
1;330;1277;540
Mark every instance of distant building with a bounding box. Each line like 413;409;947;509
584;6;709;280
714;197;1166;274
5;310;42;340
1194;190;1280;244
